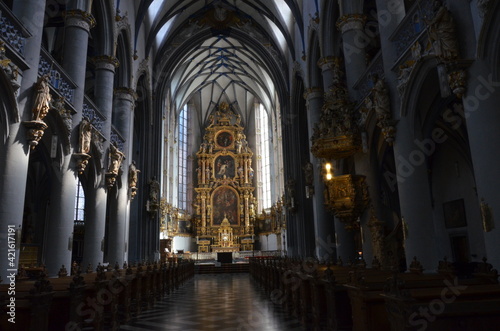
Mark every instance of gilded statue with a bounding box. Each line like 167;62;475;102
148;176;160;205
79;117;92;154
108;143;125;175
32;75;52;121
129;161;140;188
427;1;459;60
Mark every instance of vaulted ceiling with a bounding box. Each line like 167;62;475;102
134;0;309;126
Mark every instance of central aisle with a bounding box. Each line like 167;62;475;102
120;273;306;331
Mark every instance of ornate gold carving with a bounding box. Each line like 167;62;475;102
311;60;361;160
324;174;369;229
193;102;256;251
312;135;361;160
23;120;48;149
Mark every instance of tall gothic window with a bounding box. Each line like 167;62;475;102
256;103;272;209
74;179;85;222
177;105;189;210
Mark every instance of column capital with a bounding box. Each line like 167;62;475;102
317;56;342;72
63;10;96;32
303;87;323;101
114;87;137;103
336;14;366;34
91;55;120;72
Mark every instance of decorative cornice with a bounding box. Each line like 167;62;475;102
336;14;366;34
91;55;120;71
63;10;96;32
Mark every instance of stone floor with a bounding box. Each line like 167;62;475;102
119;273;307;331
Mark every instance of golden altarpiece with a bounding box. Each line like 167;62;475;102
194;102;256;252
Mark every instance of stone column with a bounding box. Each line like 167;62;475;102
337;13;367;95
42;9;95;276
353;153;378;265
462;61;500;270
317;56;357;262
62;10;95;125
0;0;46;281
81;55;118;269
106;88;135;265
304;88;336;261
393;117;438;271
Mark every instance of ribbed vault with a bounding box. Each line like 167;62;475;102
134;0;305;122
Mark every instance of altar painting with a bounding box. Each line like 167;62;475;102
212;186;239;226
214;155;235;179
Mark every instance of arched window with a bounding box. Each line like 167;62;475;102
177;105;189;210
256;103;272;209
74;179;85;222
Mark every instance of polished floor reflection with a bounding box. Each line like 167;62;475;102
120;273;306;331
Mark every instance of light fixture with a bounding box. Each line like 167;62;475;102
324;162;333;181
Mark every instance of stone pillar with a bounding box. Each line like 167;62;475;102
0;0;46;281
81;55;118;268
462;61;500;270
353;153;378;265
337;13;367;95
81;184;106;269
43;9;95;276
106;88;135;265
62;10;95;125
393;117;438;271
304;88;336;261
317;56;357;262
318;56;340;87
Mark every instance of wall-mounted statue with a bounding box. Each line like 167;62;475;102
129;161;140;188
148;176;160;206
79;117;92;154
427;1;459;60
32;75;52;122
108;143;125;175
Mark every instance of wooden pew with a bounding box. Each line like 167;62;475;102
0;260;195;331
383;273;500;331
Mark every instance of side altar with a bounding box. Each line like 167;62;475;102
193;102;256;252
